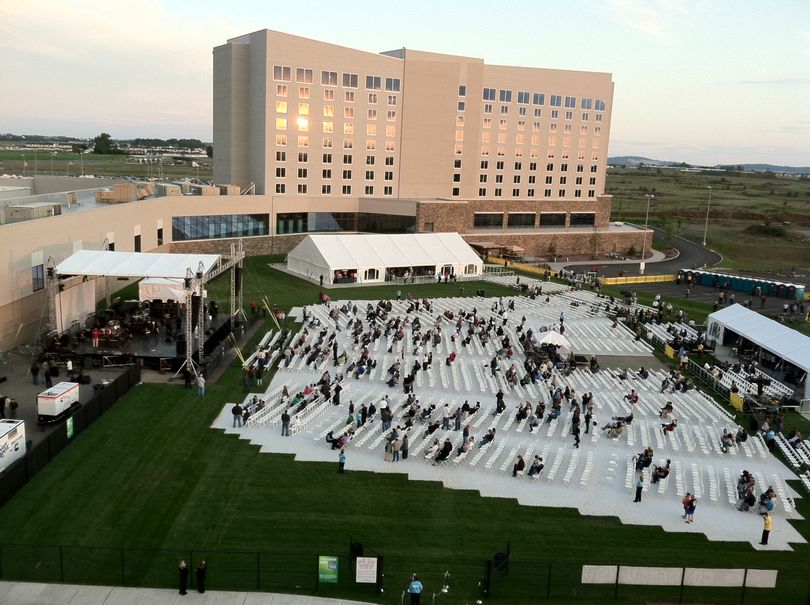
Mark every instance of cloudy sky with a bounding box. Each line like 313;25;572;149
2;0;809;166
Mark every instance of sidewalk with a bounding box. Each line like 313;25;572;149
0;582;377;605
547;248;670;272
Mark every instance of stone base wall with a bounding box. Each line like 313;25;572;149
169;234;307;256
461;230;651;260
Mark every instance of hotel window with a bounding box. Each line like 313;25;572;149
511;189;520;197
454;159;462;168
595;99;606;111
544;189;552;197
576;164;584;172
387;110;397;121
368;109;377;120
558;189;566;196
298;120;308;132
385;77;400;92
276;134;287;146
515;148;524;157
273;65;291;81
296;68;313;84
343;154;352;164
479;174;487;183
497;133;507;144
298;152;308;162
580;125;588;135
581;98;592;109
342;185;351;195
480;146;490;155
478;188;486;196
565;96;576;108
298;136;309;147
452;187;460;197
532;93;544;105
323;88;335;101
545;176;553;184
576;177;583;185
458;101;465;111
517;120;525;130
276;84;288;97
276;118;287;130
590;177;596;185
456;116;464;127
455;130;464;141
323;105;334;117
366;140;376;150
513;175;521;183
550;123;557;133
546;163;554;171
483;118;492;129
297;184;307;194
594;127;602;136
276;183;286;193
298;87;310;99
581;112;589;121
592;140;600;148
517;91;530;104
548;135;556;146
563;136;571;147
495;175;503;183
322;137;333;148
494;188;502;197
387;95;397;105
276;101;287;113
560;176;567;184
322;184;331;194
367;124;377;136
498;119;507;130
534;108;542;118
551;109;559;119
323;169;332;178
565;111;573;120
570;213;595;226
323;122;334;133
365;170;374;180
342;73;358;88
344;107;354;118
590;165;598;172
298;103;309;116
386;125;396;137
384;171;394;181
499;89;512;102
561;163;568;171
500;106;509;115
366;155;375;165
550;95;562;107
564;124;572;133
458;85;467;96
368;93;378;104
480;160;488;169
297;168;307;178
528;175;536;183
365;185;374;195
483;87;496;100
342;169;352;179
385;156;394;166
518;106;527;116
529;162;537;171
515;134;525;145
344;123;354;135
345;91;355;102
588;190;595;197
514;162;523;170
527;188;535;197
366;75;381;90
384;186;393;196
496;161;504;169
321;70;338;86
453;174;461;182
157;227;163;246
531;135;540;146
276;151;286;161
275;167;286;178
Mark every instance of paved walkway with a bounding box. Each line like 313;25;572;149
0;582;377;605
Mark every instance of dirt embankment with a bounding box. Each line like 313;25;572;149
668;208;810;224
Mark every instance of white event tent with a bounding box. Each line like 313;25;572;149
707;304;810;378
287;233;483;285
56;250;221;280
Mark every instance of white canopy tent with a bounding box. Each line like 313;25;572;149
707;304;810;377
138;278;187;303
538;330;572;350
56;250;221;280
286;233;483;285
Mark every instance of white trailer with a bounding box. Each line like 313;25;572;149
0;419;26;473
37;381;80;423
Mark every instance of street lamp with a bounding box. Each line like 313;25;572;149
702;185;712;247
640;193;654;274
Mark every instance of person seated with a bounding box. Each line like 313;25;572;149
787;429;803;448
659;402;674;419
589;355;600;373
424;439;440;460
479;428;496;447
617;369;628;380
635;447;654;470
512;455;526;477
457;436;475;456
607;423;625;439
426;419;440;435
623;389;639;404
325;431;340;449
434;438;453;463
526;412;540;433
527;456;545;477
661;418;678;433
545;405;561;423
467;401;481;415
638;367;649;380
720;428;735;453
515;404;529;422
651;459;671;483
735;426;748;444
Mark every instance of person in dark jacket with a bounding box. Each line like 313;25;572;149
196;560;207;593
178;560;189;595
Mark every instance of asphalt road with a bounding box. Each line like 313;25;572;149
564;227;724;277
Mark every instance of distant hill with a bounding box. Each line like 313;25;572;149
608;156;810;175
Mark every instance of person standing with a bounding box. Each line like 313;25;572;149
196;560;207;593
232;403;243;428
408;574;424;605
43;360;53;388
178;560;189;595
183;364;192;389
685;494;697;523
281;409;291;436
338;447;347;473
633;473;644;502
584;405;593;434
401;434;409;460
760;513;772;545
196;373;205;397
573;423;581;449
30;362;40;386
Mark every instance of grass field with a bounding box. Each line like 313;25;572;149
2;264;810;604
606;167;810;274
0;150;212;181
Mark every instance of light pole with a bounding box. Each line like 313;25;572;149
640;193;654;274
702;185;712;247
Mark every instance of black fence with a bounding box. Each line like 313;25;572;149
0;364;141;509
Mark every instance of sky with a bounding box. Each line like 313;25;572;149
1;0;809;166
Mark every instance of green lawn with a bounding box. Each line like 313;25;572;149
2;266;809;604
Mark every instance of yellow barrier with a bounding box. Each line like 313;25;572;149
664;344;675;359
601;274;677;285
729;393;744;412
487;257;549;277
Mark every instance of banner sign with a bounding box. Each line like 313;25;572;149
355;556;378;583
318;555;339;584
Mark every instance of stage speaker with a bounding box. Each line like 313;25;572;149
350;542;364;558
191;295;201;329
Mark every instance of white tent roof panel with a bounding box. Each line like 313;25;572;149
708;303;810;373
56;250;221;280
